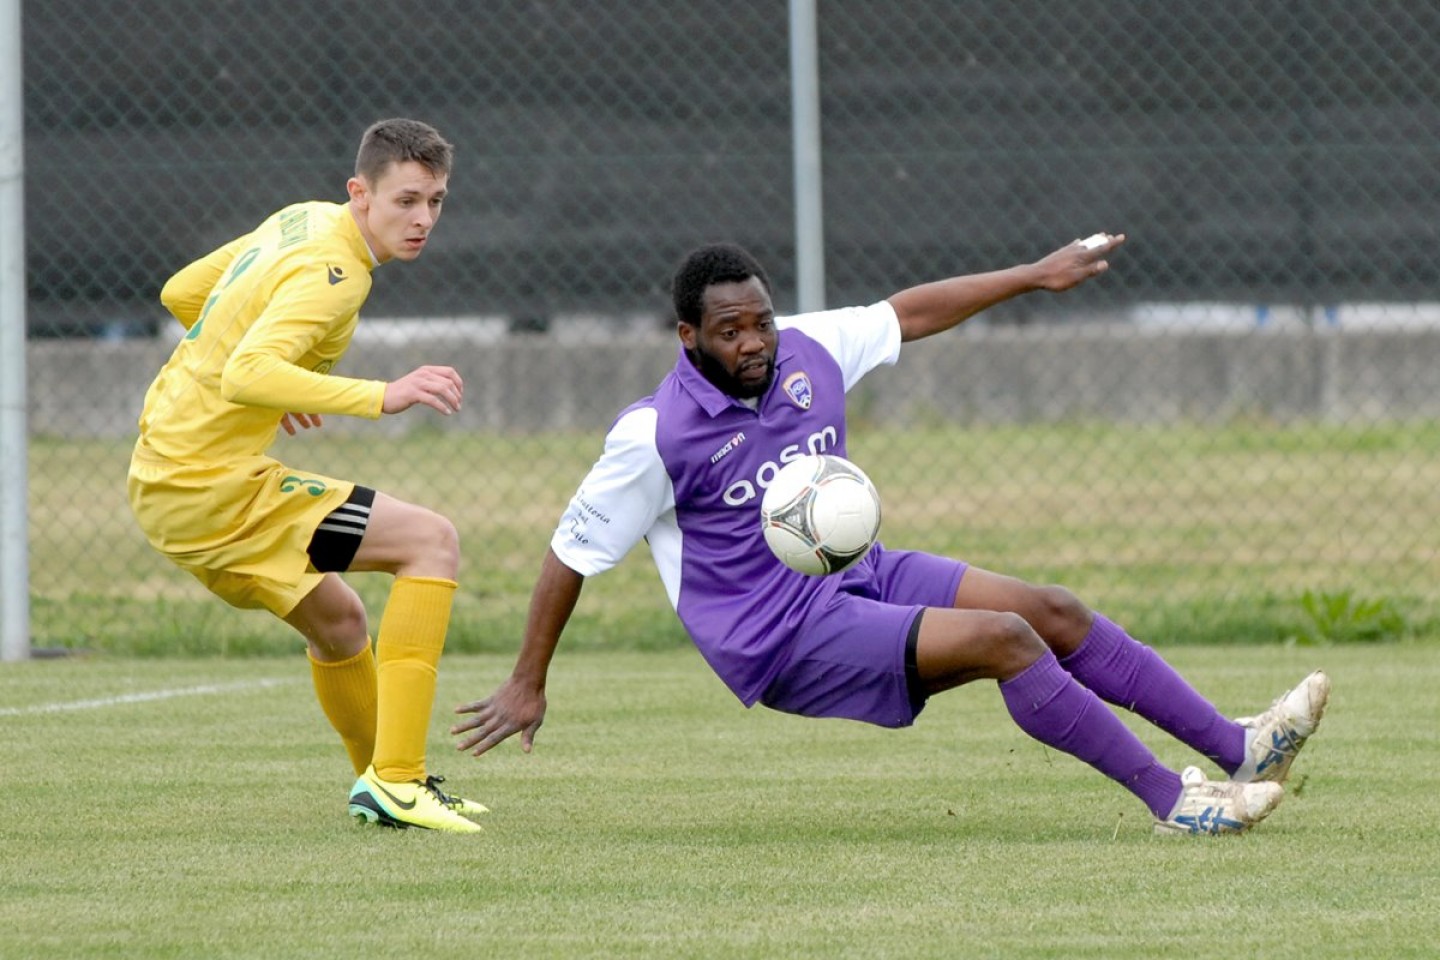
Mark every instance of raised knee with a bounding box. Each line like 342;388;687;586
1033;584;1092;647
995;610;1042;644
992;611;1048;672
434;514;460;572
414;510;460;579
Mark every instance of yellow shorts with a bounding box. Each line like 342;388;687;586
128;442;355;616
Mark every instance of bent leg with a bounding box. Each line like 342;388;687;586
1060;614;1245;775
916;608;1183;819
953;566;1246;775
284;574;376;775
347;492;459;580
348;493;460;783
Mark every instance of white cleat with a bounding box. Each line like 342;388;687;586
1154;766;1284;836
1231;670;1331;784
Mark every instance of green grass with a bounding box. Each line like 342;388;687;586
1;645;1437;958
26;420;1440;655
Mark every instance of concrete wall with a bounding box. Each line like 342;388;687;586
27;326;1440;440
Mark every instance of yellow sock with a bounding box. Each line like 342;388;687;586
308;642;377;776
372;576;456;783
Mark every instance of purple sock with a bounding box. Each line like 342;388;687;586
1000;651;1182;819
1059;614;1246;774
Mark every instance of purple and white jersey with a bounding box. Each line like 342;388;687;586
551;300;903;706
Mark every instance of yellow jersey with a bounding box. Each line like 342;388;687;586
128;201;391;613
136;200;386;464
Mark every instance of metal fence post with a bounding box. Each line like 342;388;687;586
1;0;30;661
789;0;825;313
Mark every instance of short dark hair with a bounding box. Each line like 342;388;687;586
671;243;773;327
355;118;454;183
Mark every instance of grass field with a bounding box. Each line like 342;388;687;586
2;644;1438;959
26;420;1440;654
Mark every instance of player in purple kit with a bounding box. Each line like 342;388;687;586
453;235;1330;835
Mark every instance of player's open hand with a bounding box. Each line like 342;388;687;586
1033;232;1127;292
278;412;324;435
383;364;464;416
452;679;547;757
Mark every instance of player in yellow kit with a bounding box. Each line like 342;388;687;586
128;118;484;833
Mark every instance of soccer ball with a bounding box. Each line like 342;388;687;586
759;454;882;576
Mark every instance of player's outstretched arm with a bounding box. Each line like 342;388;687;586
889;232;1126;342
382;364;465;416
453;549;586;757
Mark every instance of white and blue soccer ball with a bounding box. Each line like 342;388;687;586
759;454;882;576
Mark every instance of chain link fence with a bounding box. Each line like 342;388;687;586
17;0;1440;653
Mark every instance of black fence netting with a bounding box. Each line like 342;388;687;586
19;0;1440;652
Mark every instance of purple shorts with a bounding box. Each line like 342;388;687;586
758;545;967;728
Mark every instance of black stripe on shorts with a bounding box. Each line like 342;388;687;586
307;485;376;573
905;610;928;715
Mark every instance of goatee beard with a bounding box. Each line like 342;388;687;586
689;347;773;399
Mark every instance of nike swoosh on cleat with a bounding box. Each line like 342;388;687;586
371;781;417;811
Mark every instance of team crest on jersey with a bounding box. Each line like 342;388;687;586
782;372;813;410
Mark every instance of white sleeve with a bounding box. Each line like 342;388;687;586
778;300;902;391
549;406;675;577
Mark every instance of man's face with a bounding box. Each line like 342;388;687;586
347;159;448;264
679;277;778;399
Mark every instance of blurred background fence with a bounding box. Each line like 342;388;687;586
11;0;1440;655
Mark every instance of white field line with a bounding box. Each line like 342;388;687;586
0;677;296;717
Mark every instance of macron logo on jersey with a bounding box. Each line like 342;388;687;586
710;431;747;464
327;265;348;285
